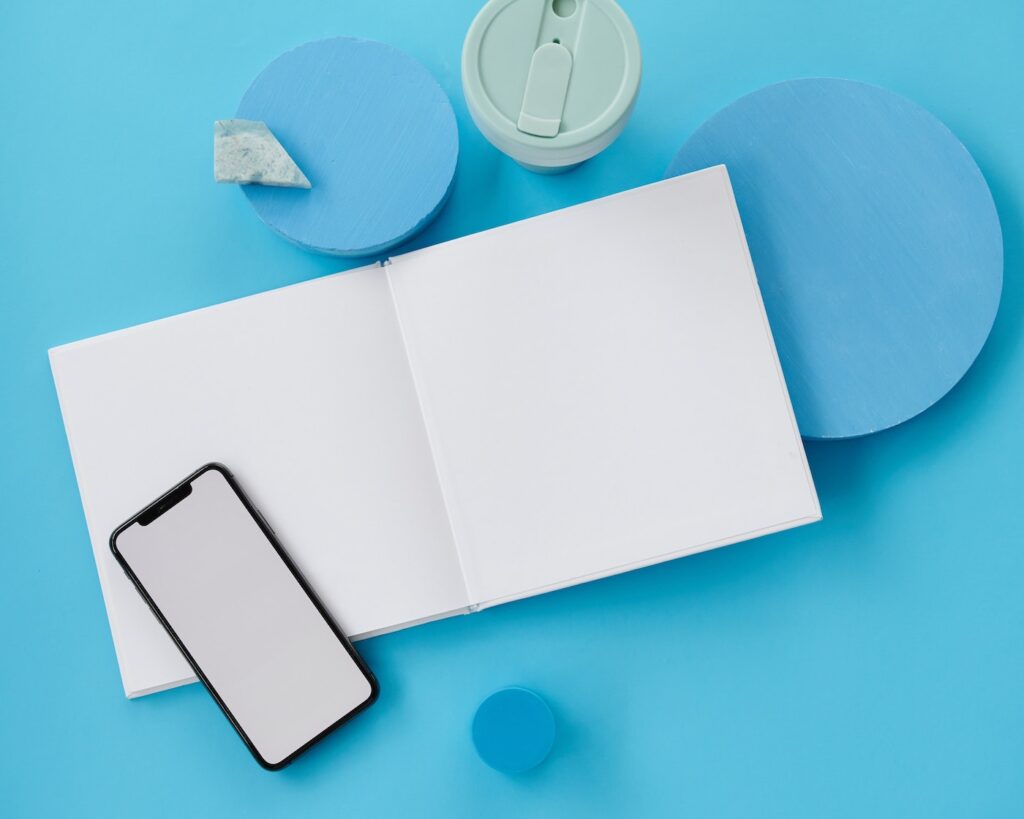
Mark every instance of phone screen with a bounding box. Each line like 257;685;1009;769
111;465;376;768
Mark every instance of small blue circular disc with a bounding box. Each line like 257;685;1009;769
666;79;1003;439
472;687;556;773
237;38;458;257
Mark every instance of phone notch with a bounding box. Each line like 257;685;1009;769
137;481;193;526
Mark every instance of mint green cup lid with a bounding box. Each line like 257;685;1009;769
462;0;642;171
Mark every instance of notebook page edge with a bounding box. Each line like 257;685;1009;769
715;164;821;515
49;346;142;698
474;511;822;611
390;168;728;267
46;263;383;356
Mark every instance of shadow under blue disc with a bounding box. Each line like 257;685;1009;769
667;79;1002;439
237;37;458;258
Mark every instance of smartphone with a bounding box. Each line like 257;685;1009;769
110;463;378;769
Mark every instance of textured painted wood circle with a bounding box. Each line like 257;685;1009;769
667;79;1003;439
472;687;556;773
237;37;458;257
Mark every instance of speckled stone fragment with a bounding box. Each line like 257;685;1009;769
213;119;311;188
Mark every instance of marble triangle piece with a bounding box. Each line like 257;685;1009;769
213;119;311;188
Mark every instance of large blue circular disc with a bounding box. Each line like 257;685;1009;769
237;38;458;257
667;79;1002;439
472;687;556;773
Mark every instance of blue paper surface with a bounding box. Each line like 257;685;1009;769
2;1;1022;816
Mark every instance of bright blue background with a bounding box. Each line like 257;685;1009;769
2;1;1021;815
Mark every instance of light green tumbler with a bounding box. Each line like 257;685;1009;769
462;0;642;173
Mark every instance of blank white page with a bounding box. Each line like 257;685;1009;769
388;167;820;606
50;266;468;697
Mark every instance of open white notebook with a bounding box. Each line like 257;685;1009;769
50;167;820;698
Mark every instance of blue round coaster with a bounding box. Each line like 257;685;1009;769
237;38;458;257
472;687;556;773
667;79;1003;439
